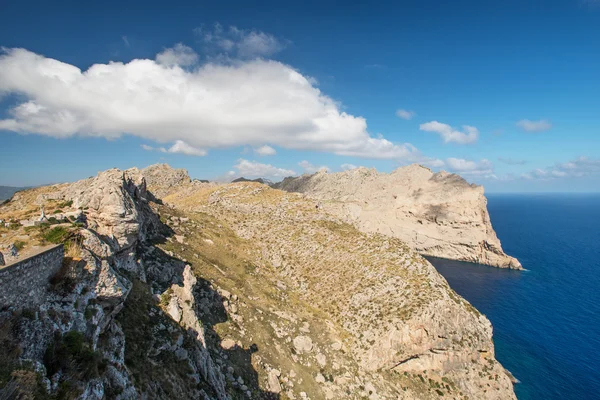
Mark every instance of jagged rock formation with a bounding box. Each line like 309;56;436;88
0;167;228;399
274;165;521;269
0;164;517;399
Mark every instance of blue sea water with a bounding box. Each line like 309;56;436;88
428;193;600;400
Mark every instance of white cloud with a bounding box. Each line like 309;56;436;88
522;156;600;180
298;160;329;174
140;140;206;156
156;43;199;67
395;109;415;120
122;36;130;47
234;159;296;178
341;163;358;170
167;140;207;156
498;157;527;165
446;158;494;176
516;119;552;132
0;47;422;162
419;121;479;144
196;24;286;59
254;145;276;156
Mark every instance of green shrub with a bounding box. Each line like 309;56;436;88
13;241;26;251
43;331;101;381
53;209;63;214
43;226;70;244
58;200;73;208
21;309;36;320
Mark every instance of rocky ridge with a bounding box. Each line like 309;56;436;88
0;164;517;399
274;165;521;269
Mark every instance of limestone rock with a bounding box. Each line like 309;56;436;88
293;335;313;353
274;164;522;269
267;370;282;394
316;353;327;367
221;338;236;350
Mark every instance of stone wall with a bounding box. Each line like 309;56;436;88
0;244;64;308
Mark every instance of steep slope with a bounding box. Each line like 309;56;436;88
0;164;517;399
0;167;229;399
274;165;521;269
163;180;517;399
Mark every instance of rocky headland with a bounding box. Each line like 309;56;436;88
274;165;521;269
0;164;517;399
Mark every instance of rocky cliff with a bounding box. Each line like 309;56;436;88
0;164;517;399
274;165;521;269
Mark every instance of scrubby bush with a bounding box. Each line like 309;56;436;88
58;200;73;208
43;331;103;381
43;226;70;244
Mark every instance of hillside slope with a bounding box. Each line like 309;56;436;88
0;164;516;399
274;165;521;269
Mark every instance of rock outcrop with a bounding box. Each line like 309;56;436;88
274;165;522;269
0;165;229;399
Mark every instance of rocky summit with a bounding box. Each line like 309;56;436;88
0;164;516;399
274;165;522;269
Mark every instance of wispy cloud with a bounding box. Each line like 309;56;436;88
516;119;552;132
156;43;199;67
445;158;494;177
395;109;416;120
234;159;296;178
521;157;600;180
419;121;479;144
194;24;287;59
122;36;130;47
140;141;206;156
253;145;276;156
298;160;329;174
341;163;358;170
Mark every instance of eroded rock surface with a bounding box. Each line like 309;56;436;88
274;165;522;269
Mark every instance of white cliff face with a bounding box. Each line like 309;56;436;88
274;164;522;269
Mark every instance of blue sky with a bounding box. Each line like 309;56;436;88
0;0;599;192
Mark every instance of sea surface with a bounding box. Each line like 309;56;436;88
428;193;600;400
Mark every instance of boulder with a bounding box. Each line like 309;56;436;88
293;336;313;354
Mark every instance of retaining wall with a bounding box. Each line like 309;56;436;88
0;244;64;307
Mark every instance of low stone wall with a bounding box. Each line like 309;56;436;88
0;244;64;308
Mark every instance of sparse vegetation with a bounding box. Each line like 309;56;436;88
43;226;71;244
57;200;73;208
43;330;104;397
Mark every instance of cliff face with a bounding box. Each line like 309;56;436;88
274;165;521;269
0;164;517;399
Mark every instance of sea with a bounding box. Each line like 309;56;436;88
428;193;600;400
